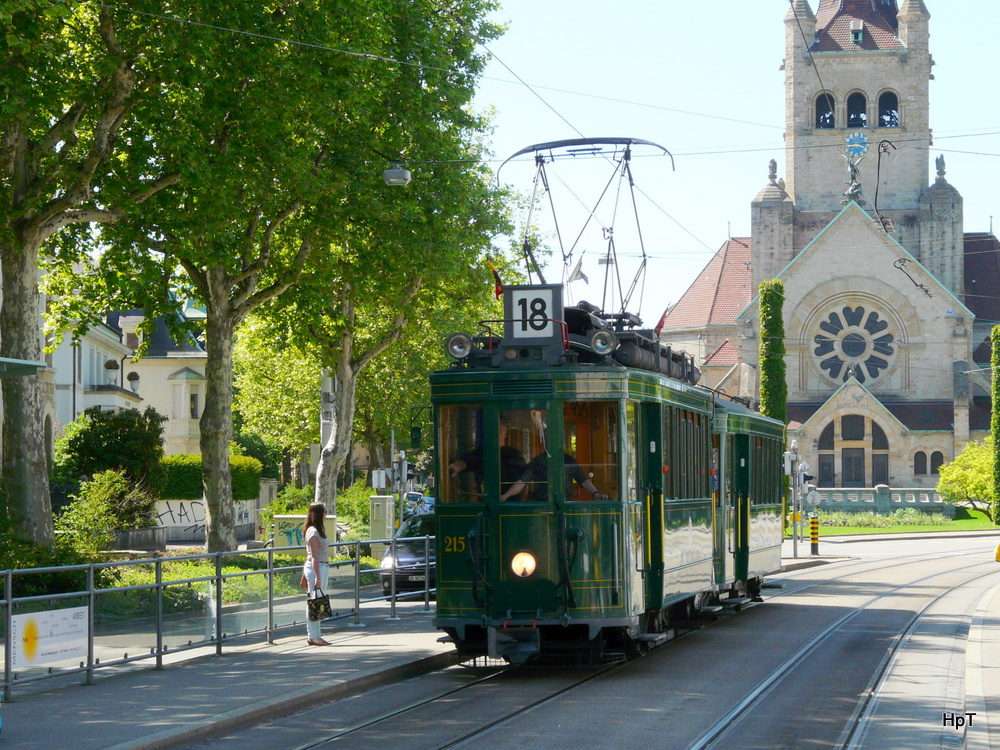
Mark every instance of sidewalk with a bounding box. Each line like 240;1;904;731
0;599;456;750
1;542;994;750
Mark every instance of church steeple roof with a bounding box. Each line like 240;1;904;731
784;0;815;23
813;0;904;51
897;0;930;17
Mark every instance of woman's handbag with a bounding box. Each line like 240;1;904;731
307;588;333;621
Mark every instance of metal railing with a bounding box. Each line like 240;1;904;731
1;535;434;701
811;486;953;518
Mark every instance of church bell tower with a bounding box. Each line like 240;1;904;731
782;0;932;217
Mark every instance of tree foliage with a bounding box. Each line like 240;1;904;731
55;469;158;555
54;406;167;492
36;0;506;551
937;436;996;522
233;315;321;462
758;279;787;423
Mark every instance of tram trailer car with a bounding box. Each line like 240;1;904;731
433;285;785;663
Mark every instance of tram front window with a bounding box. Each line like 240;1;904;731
440;404;485;503
563;402;618;502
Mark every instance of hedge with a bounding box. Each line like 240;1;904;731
161;454;263;501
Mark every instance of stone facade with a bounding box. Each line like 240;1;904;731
658;0;994;490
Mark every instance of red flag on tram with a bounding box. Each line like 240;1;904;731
487;260;503;299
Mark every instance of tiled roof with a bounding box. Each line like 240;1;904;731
813;0;904;52
657;238;751;330
965;233;1000;327
703;339;739;367
106;310;205;357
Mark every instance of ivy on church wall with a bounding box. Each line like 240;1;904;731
759;280;787;425
991;325;1000;525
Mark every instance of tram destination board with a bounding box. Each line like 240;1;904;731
503;284;564;345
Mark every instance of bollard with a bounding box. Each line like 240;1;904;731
810;514;819;556
995;543;1000;563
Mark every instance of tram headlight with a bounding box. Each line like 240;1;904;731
590;329;617;356
511;551;537;578
446;332;474;360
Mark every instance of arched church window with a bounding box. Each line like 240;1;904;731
872;423;888;450
847;93;867;128
930;451;944;475
815;93;835;129
842;415;865;441
914;451;927;475
818;423;835;450
878;92;899;127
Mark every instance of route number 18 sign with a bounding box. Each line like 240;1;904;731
504;284;564;345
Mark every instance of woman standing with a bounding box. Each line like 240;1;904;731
303;503;330;646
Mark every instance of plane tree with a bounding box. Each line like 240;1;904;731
1;2;186;543
43;0;506;550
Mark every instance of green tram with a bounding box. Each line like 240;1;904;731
432;285;785;662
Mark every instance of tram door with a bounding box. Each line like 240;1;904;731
731;434;751;581
712;434;735;585
625;403;646;615
639;402;664;608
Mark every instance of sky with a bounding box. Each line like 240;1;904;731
470;1;1000;328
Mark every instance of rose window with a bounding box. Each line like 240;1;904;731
813;305;895;383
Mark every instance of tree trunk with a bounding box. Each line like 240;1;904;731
200;271;238;552
0;236;53;544
314;340;357;516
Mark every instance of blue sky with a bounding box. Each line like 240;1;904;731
471;1;1000;326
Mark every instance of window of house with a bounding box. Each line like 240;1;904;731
842;447;865;487
815;94;835;129
872;423;888;450
914;451;927;475
818;422;835;450
847;92;867;127
819;453;835;486
930;451;944;475
872;453;889;485
878;92;899;127
842;415;865;441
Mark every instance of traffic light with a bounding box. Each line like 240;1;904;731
410;425;421;450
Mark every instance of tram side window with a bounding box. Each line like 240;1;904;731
625;403;637;502
563;401;620;501
440;404;485;503
662;407;673;499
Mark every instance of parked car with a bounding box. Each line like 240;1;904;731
380;512;436;596
404;492;435;518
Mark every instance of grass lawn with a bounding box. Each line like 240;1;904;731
789;507;999;537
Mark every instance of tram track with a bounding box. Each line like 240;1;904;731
690;548;1000;750
283;660;623;750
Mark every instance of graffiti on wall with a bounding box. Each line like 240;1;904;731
157;499;206;537
156;499;256;540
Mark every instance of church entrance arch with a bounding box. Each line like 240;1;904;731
816;415;890;488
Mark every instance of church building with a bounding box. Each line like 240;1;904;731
657;0;998;490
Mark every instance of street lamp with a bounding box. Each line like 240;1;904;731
383;165;411;186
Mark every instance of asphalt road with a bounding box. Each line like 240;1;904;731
186;534;1000;750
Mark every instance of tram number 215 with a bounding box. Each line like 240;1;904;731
444;536;467;553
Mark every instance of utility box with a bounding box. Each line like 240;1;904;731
369;495;395;559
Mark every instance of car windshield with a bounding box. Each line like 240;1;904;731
397;516;434;538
